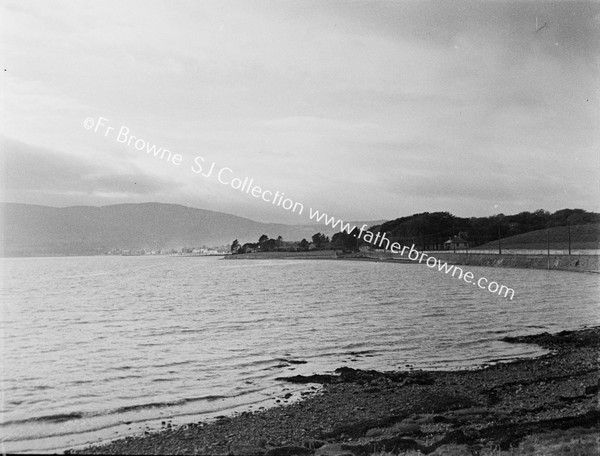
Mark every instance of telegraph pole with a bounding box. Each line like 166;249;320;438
452;222;455;253
568;221;571;255
498;225;502;255
546;222;550;270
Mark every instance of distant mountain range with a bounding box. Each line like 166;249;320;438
0;203;384;257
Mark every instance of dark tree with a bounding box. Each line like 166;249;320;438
312;233;329;249
298;239;310;251
262;238;278;251
331;227;360;252
258;234;269;251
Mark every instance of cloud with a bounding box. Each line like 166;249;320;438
0;137;178;198
1;0;599;221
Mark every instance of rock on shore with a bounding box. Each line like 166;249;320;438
71;327;599;455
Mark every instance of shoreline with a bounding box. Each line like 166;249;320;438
224;251;600;274
72;326;599;455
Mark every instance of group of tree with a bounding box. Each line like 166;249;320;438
230;231;359;254
330;227;361;252
230;234;286;254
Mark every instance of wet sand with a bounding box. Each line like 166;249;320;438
71;326;599;455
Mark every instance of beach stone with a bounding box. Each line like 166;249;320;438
265;445;314;456
365;427;383;437
314;443;354;456
229;444;267;455
390;421;420;435
303;439;326;449
433;415;450;423
450;407;489;417
584;384;598;395
413;414;436;424
430;444;473;456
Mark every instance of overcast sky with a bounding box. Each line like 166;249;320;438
2;0;599;224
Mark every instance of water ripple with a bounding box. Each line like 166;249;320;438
2;256;598;453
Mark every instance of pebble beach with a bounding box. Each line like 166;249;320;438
70;326;599;456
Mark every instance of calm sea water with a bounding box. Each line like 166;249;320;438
1;256;599;453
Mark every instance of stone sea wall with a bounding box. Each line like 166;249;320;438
425;252;600;274
225;250;338;260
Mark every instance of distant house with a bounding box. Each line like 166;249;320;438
444;236;469;250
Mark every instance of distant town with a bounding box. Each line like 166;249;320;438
105;246;231;256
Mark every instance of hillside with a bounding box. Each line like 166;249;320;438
368;209;600;250
0;203;356;257
472;223;600;251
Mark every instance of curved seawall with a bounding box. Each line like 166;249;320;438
426;252;600;274
225;250;338;260
225;250;599;273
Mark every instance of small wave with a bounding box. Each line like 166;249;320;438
112;394;230;414
31;385;53;391
338;342;372;350
109;374;143;380
0;393;234;428
2;411;83;426
151;360;192;369
345;350;377;356
420;311;448;318
276;358;307;365
233;358;286;369
261;365;285;371
114;400;185;414
454;337;496;348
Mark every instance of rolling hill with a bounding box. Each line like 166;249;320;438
0;203;376;257
472;223;600;251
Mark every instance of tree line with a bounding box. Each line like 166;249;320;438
230;232;344;254
373;208;600;251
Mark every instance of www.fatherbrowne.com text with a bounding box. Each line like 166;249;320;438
84;115;516;300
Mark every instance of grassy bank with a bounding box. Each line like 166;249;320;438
71;326;599;455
